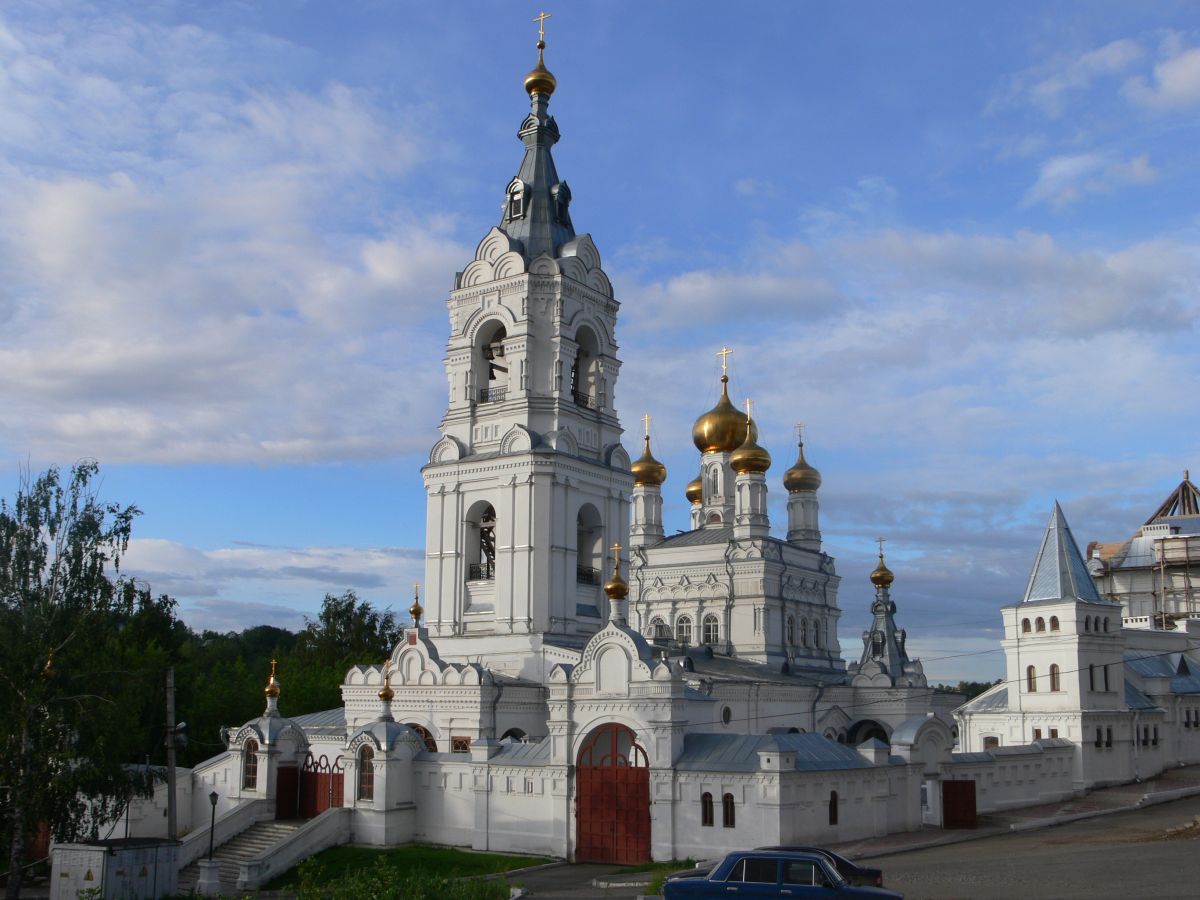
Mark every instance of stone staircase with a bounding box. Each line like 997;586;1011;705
177;820;304;895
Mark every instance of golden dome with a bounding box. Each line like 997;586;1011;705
686;472;703;504
783;439;822;493
524;41;557;96
264;659;280;699
870;554;895;588
631;434;667;486
730;417;771;474
692;376;752;453
409;583;424;628
604;555;628;601
378;661;394;702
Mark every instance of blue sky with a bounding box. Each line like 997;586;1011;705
2;1;1198;683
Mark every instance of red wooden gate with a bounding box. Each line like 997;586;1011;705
942;779;977;829
575;723;650;865
298;753;344;819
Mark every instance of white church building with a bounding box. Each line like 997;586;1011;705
79;33;1200;896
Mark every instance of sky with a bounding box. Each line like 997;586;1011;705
1;1;1198;684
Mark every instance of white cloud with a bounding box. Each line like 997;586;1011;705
1123;38;1200;111
1022;153;1158;208
993;38;1143;118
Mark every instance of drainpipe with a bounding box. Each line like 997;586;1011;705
811;681;825;734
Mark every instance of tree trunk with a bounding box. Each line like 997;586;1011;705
5;721;28;900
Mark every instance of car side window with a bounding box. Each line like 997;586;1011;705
726;859;745;882
743;858;778;884
784;861;816;885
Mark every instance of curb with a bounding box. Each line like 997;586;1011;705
855;783;1200;861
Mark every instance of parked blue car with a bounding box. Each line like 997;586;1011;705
661;849;903;899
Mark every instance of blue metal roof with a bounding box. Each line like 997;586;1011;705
675;732;872;773
957;686;1008;714
1125;682;1161;710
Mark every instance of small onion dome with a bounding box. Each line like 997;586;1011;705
631;435;667;486
730;418;772;474
783;440;822;493
870;555;895;588
692;376;753;453
604;565;628;601
378;681;394;702
686;472;703;504
409;588;424;628
524;40;557;96
264;659;280;698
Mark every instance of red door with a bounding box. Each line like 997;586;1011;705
298;753;344;819
942;779;977;829
576;724;650;865
275;766;298;820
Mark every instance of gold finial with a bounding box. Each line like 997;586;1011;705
604;544;628;600
716;346;733;378
642;413;651;438
870;538;894;588
264;658;280;698
409;582;424;628
744;398;754;419
534;10;552;43
379;659;394;702
795;422;804;443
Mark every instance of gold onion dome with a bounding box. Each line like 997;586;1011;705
409;583;423;628
378;662;394;702
783;440;822;493
264;659;280;698
524;40;557;96
870;554;895;588
631;435;667;486
730;417;771;474
692;376;753;453
604;559;628;601
686;472;703;505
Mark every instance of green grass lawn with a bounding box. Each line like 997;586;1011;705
265;844;552;892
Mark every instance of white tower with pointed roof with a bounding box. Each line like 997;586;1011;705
421;33;632;675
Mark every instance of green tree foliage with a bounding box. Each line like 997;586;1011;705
935;679;1002;700
0;464;174;898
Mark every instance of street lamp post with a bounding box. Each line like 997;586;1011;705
208;792;218;861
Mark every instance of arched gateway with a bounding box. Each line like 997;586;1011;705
575;723;650;864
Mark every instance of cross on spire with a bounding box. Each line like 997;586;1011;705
876;536;887;559
744;398;754;418
716;346;733;376
642;413;651;437
533;10;552;42
794;422;804;443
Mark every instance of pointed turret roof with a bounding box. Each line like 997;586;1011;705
1142;471;1200;525
498;36;576;259
1023;503;1104;603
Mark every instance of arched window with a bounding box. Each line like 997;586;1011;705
1050;664;1061;692
1027;665;1037;692
722;792;735;828
676;616;693;645
1035;617;1046;632
648;617;667;641
812;620;821;649
357;745;375;801
406;723;438;752
475;322;508;403
242;739;259;790
1021;618;1032;634
786;616;796;646
575;504;602;585
701;792;714;827
702;614;719;645
571;326;601;408
828;790;839;826
708;467;720;498
1085;616;1091;632
1102;617;1109;632
801;619;809;647
466;503;497;581
1049;616;1060;631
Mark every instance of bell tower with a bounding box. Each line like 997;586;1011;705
421;28;632;671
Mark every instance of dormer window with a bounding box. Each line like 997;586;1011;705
506;179;529;220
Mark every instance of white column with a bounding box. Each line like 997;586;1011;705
734;472;770;540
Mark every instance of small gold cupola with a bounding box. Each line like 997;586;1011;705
730;399;771;474
630;414;667;486
870;539;895;589
524;12;557;96
692;347;751;453
604;544;628;601
264;658;280;699
409;582;424;628
686;472;703;505
783;426;822;493
378;660;395;702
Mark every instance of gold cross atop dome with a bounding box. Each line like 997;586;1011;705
744;398;754;418
794;422;804;442
876;536;887;559
534;10;552;42
716;346;733;376
642;413;651;437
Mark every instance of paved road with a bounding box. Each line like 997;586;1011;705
878;795;1200;899
508;796;1200;899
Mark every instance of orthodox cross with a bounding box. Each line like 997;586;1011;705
642;413;651;438
534;10;552;42
794;422;804;443
876;536;887;559
716;346;733;375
